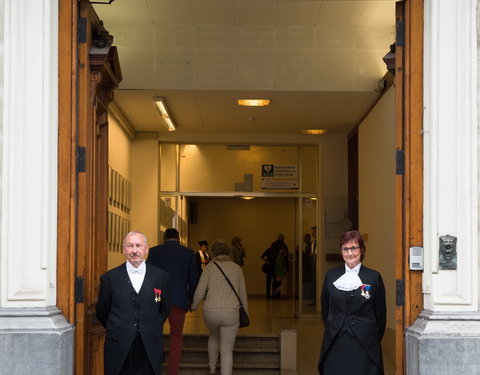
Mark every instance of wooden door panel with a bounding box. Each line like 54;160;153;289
75;1;122;374
395;1;424;374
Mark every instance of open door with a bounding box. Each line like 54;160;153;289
395;1;424;374
58;2;120;373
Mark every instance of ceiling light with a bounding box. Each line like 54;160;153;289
240;196;255;200
302;129;329;135
237;99;270;107
154;97;176;132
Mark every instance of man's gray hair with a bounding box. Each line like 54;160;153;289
123;231;148;246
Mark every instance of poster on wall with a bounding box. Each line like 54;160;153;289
261;164;299;189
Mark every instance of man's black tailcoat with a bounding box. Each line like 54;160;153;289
96;263;170;375
318;265;386;374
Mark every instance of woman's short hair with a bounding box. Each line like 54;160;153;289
340;230;366;261
210;239;231;257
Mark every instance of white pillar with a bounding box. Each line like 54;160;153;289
1;0;58;308
0;1;73;374
423;0;478;311
406;1;479;374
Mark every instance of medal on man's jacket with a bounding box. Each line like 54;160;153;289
154;288;162;302
360;284;371;299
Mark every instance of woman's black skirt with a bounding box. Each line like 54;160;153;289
322;330;383;375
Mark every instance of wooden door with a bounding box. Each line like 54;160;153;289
395;1;424;374
58;1;122;374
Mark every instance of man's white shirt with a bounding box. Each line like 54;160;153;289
126;260;146;293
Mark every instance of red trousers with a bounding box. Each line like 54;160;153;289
167;306;186;375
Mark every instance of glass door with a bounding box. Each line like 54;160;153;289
297;197;318;316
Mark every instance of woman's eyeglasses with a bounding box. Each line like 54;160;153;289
341;246;360;253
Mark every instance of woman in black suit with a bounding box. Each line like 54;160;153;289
318;230;386;375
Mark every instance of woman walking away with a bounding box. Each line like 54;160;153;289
318;230;386;375
191;239;249;375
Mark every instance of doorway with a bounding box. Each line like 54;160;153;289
57;1;425;374
155;142;321;318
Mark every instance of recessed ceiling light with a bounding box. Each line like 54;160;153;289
237;99;270;107
302;129;329;135
240;196;255;200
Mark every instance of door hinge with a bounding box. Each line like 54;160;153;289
396;149;405;175
396;279;405;306
75;276;85;304
396;19;405;47
76;146;86;173
78;17;87;44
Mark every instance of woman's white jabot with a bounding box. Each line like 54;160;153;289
333;263;362;291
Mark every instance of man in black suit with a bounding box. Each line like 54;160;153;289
96;231;170;375
147;228;198;375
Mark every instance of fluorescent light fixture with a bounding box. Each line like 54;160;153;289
309;197;318;200
240;196;255;200
302;129;329;135
154;97;176;132
237;99;270;107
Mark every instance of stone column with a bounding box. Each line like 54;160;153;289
406;0;479;374
0;1;73;373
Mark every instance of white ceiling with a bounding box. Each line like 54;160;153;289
94;0;395;136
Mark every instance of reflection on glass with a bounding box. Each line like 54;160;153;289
300;198;318;314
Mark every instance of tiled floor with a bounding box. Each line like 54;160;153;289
180;296;395;374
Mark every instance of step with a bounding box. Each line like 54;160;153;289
163;333;281;373
165;333;280;350
169;347;280;365
167;362;281;375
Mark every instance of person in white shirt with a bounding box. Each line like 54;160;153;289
195;240;210;275
96;231;170;375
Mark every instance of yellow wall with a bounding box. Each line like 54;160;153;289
131;134;160;246
178;145;317;193
319;136;349;278
188;197;296;295
108;115;133;269
358;86;396;359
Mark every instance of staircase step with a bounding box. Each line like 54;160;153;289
163;333;281;374
165;334;280;349
170;349;280;365
169;362;281;374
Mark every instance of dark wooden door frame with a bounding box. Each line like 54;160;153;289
395;1;424;374
58;1;122;373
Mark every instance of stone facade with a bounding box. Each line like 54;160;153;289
406;1;479;373
0;1;74;374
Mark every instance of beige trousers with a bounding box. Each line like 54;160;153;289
202;308;239;375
